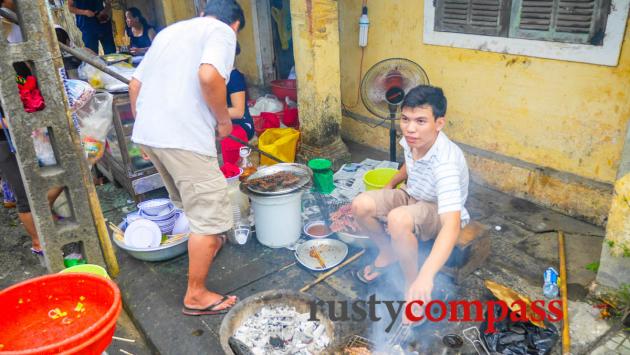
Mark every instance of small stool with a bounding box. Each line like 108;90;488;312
440;221;491;284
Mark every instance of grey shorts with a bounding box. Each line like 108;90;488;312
140;145;232;235
361;189;441;241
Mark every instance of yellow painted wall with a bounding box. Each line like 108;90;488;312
235;0;261;85
338;0;630;184
160;0;196;25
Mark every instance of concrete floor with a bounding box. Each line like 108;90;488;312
0;140;625;354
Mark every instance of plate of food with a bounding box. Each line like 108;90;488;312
295;238;348;271
244;163;311;195
101;53;131;65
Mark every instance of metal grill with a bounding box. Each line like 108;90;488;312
312;192;350;224
344;335;374;350
388;323;412;347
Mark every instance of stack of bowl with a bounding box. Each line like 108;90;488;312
137;198;179;234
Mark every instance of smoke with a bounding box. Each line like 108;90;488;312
366;240;460;353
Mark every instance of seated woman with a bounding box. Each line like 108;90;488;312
125;7;155;56
227;43;255;140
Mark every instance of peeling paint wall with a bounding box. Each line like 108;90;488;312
234;0;261;85
159;0;196;25
338;0;630;185
605;173;630;256
290;0;343;147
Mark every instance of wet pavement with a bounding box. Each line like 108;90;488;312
1;140;622;354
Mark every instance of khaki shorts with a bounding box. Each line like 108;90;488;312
140;145;232;235
361;189;441;241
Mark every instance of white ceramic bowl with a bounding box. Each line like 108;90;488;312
172;212;190;235
138;198;173;216
303;221;333;239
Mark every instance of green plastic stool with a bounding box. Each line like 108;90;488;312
308;158;335;194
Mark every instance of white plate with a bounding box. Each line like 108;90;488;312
124;219;162;249
295;238;348;271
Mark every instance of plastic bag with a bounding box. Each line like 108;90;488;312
78;59;104;87
32;128;57;167
249;94;283;116
75;92;113;162
258;128;300;165
103;63;134;91
480;304;559;355
78;60;131;91
64;79;95;112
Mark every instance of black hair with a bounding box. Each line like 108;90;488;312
55;27;70;46
204;0;245;31
401;85;447;119
126;7;149;29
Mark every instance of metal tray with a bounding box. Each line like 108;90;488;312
245;163;312;196
295;238;348;271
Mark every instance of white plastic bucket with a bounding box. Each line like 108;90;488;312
250;191;303;248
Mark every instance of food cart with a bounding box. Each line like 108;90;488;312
96;93;164;202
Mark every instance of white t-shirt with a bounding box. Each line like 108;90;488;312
131;17;236;157
401;132;470;225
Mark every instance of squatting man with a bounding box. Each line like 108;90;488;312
352;85;470;323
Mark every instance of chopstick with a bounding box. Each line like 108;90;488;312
161;233;188;245
108;222;125;242
300;249;365;293
112;336;136;343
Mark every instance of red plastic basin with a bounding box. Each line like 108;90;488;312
0;273;121;354
270;79;297;101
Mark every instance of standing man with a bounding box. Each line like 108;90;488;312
352;86;469;322
129;0;244;316
68;0;115;54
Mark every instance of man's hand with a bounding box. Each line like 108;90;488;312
404;272;434;324
217;121;233;139
83;10;96;17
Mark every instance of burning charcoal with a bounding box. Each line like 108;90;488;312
228;336;256;355
297;312;311;323
233;305;329;355
269;336;284;349
313;324;326;338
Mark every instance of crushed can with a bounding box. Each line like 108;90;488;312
543;267;559;298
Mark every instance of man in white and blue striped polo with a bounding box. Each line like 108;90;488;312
352;85;469;321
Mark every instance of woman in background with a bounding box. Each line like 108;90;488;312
125;7;156;56
227;43;255;140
